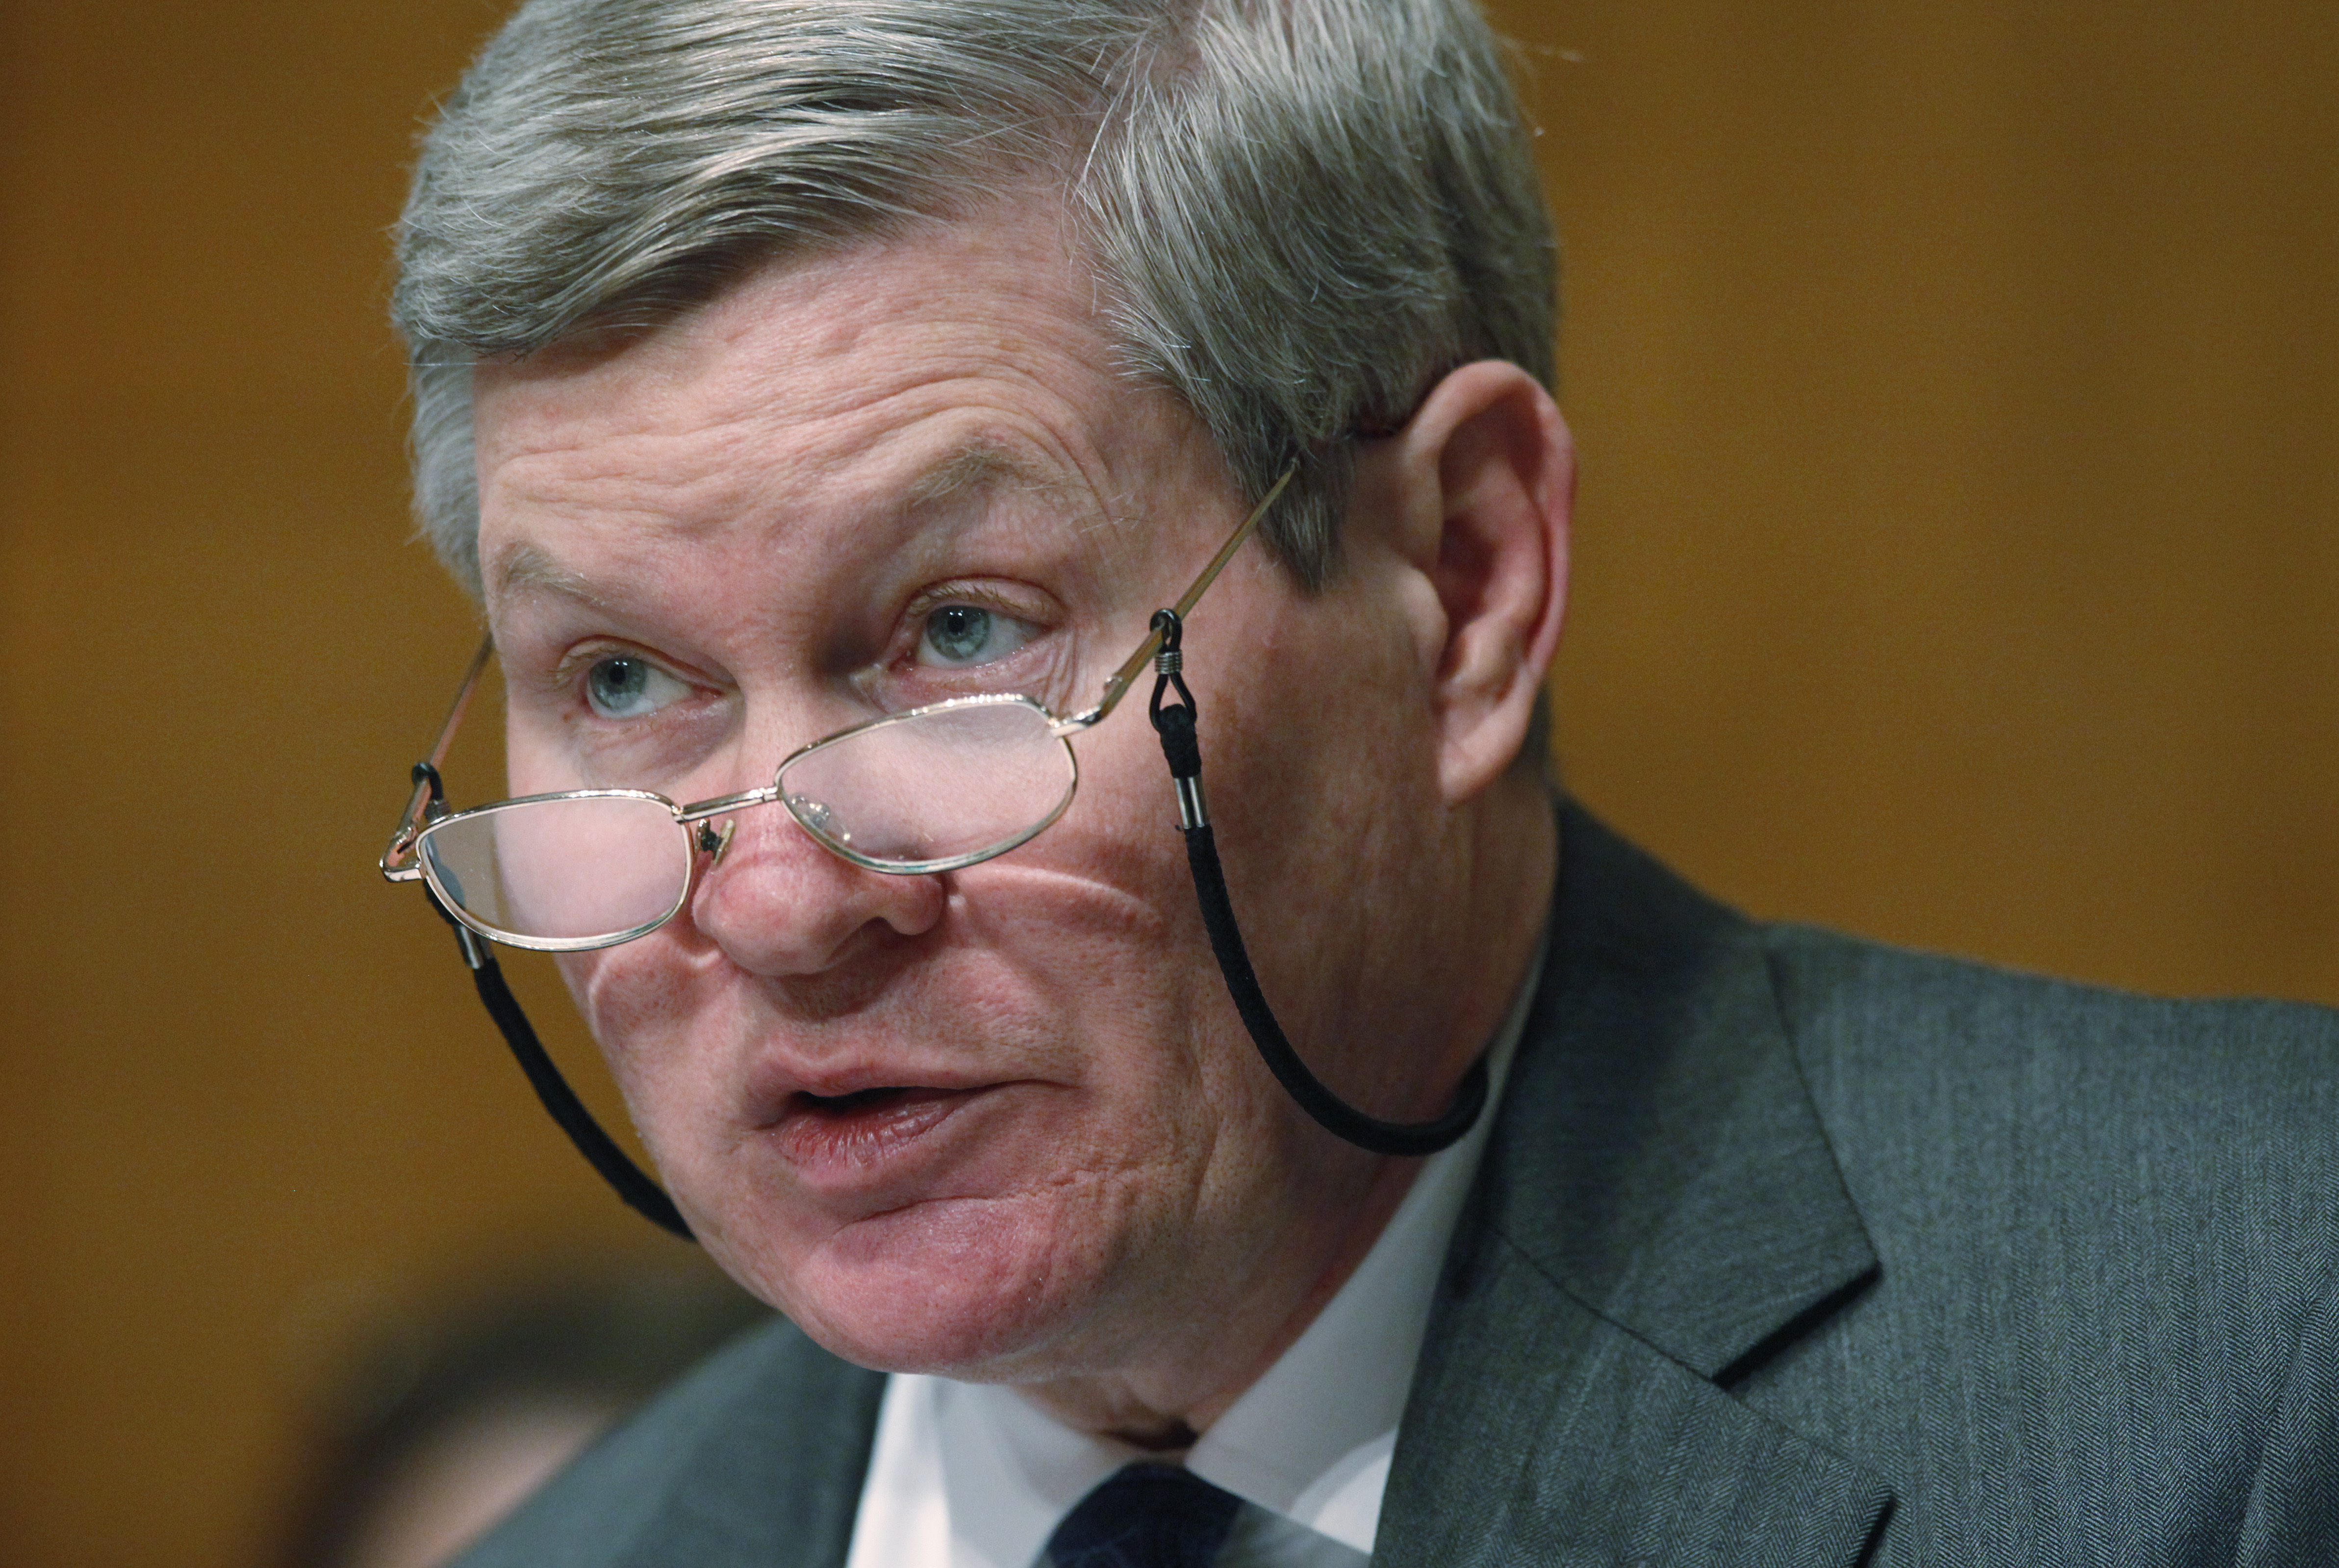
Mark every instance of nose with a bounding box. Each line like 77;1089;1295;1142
686;796;945;975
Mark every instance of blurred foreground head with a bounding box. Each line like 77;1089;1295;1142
280;1263;766;1568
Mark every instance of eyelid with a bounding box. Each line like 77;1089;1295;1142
900;578;1052;625
895;581;1056;658
551;642;714;710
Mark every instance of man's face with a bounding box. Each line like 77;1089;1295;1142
471;204;1469;1398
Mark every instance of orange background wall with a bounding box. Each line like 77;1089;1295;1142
2;2;2332;1563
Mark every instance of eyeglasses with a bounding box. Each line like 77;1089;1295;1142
380;468;1294;951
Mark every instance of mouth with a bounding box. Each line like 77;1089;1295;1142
772;1084;978;1169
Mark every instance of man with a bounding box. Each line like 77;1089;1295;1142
381;0;2339;1563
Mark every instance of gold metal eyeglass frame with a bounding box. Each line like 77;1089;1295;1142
380;466;1295;951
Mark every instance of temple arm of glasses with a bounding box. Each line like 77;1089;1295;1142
381;634;496;879
1062;465;1296;732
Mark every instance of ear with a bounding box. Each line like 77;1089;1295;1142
1373;361;1573;803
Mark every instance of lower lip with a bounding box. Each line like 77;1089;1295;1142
772;1087;984;1173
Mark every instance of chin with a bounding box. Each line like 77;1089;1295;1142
697;1175;1140;1379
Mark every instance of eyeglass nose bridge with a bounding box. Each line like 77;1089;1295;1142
674;781;882;877
676;785;777;823
671;771;904;874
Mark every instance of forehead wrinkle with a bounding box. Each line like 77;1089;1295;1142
484;435;1109;620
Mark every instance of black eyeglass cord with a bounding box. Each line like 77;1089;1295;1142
429;895;695;1239
431;607;1484;1235
1144;609;1488;1159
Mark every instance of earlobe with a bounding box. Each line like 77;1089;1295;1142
1388;361;1573;803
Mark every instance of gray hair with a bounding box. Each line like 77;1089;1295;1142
394;0;1556;596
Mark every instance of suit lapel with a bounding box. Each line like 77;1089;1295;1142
1377;806;1890;1566
1380;1239;1889;1566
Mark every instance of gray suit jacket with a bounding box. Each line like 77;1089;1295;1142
461;805;2339;1565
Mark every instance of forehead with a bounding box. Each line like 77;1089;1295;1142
470;206;1210;608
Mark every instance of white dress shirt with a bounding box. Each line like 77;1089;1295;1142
843;936;1542;1568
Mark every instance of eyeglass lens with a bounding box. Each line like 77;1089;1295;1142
420;696;1078;947
421;795;694;945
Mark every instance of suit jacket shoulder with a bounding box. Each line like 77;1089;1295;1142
1379;803;2339;1566
1757;924;2339;1563
456;1313;886;1568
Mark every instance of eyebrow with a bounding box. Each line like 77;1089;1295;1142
901;439;1070;509
492;543;611;609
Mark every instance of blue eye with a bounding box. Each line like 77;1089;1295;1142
585;655;687;718
919;605;1030;667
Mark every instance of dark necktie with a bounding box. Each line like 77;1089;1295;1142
1044;1462;1243;1568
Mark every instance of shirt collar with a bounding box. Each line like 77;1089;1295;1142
848;931;1544;1568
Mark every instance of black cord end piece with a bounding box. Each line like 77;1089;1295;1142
1148;609;1197;739
1154;704;1202;781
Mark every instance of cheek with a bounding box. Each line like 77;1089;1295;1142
938;814;1201;1081
1173;588;1448;1091
554;942;702;1102
962;789;1324;1219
